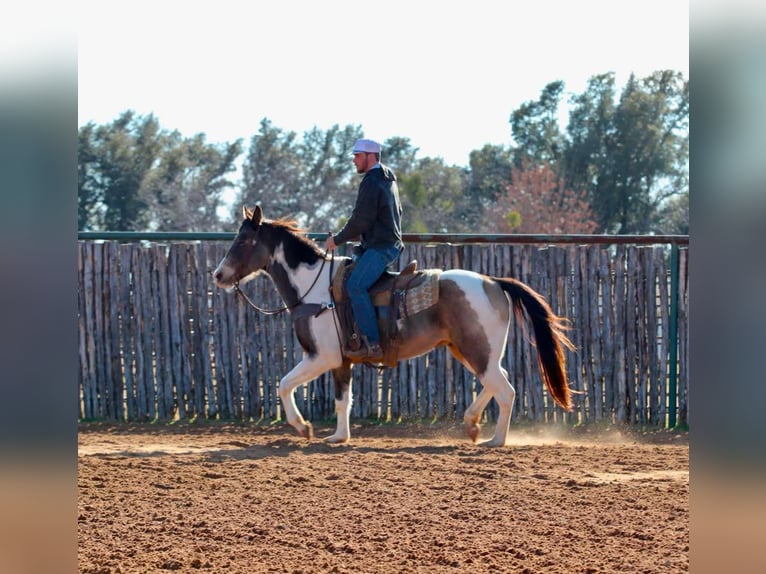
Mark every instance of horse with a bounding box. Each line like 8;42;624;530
213;205;575;447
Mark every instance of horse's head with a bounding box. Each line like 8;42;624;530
213;205;271;289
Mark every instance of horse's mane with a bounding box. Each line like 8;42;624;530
265;217;325;259
270;217;306;234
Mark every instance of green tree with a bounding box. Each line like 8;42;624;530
562;73;616;201
237;119;363;230
297;123;362;230
77;111;163;230
510;81;567;166
466;144;514;227
564;71;689;233
78;111;241;231
143;132;242;231
381;136;420;174
655;191;689;234
238;118;302;221
398;157;468;233
509;72;688;234
78;122;102;230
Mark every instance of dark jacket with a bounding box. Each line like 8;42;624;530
334;164;403;251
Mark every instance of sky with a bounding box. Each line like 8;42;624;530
74;0;688;168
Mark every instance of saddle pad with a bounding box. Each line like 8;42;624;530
381;269;441;316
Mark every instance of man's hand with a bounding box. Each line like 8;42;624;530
324;234;337;252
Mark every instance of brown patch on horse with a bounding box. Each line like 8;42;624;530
331;364;351;401
434;279;491;376
393;307;447;360
292;316;318;357
269;262;300;307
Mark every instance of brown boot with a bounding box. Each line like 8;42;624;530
346;339;384;361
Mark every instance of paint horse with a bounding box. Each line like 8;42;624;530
213;205;575;446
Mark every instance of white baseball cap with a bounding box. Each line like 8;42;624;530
352;138;382;154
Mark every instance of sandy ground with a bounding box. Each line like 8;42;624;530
78;421;688;573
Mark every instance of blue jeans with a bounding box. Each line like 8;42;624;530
347;245;401;344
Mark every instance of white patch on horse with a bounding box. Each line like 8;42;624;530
272;244;332;306
272;244;344;365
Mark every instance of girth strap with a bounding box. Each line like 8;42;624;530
290;302;333;320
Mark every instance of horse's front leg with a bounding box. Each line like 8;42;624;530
278;357;332;440
324;363;352;444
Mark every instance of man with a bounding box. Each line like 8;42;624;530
325;138;403;360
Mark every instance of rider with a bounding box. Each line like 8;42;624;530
325;138;403;360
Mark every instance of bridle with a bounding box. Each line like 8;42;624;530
233;255;329;316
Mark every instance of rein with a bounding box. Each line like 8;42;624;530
233;255;328;316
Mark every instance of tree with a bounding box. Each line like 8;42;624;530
143;133;242;231
485;161;597;234
237;119;363;230
296;123;363;230
510;81;567;166
398;157;469;233
78;122;103;230
564;71;689;233
655;191;689;235
466;144;514;227
381;136;420;174
562;73;616;201
238;118;303;221
507;72;688;234
78;111;241;231
77;111;164;231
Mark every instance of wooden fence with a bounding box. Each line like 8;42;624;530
77;239;689;427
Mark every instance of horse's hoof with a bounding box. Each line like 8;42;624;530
465;422;481;443
478;438;508;448
323;434;350;445
298;421;314;440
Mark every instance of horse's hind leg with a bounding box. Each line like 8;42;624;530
481;365;515;447
464;387;493;443
446;344;495;443
324;363;352;444
465;365;516;447
447;346;514;446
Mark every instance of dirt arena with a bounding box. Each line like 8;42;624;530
78;421;688;573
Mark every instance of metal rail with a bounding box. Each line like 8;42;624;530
78;230;688;245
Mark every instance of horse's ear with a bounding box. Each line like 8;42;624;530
243;205;263;225
251;205;263;225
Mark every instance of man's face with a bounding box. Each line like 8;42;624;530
353;152;370;174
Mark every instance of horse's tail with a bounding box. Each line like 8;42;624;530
495;277;576;411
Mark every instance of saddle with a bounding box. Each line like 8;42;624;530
331;259;440;366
